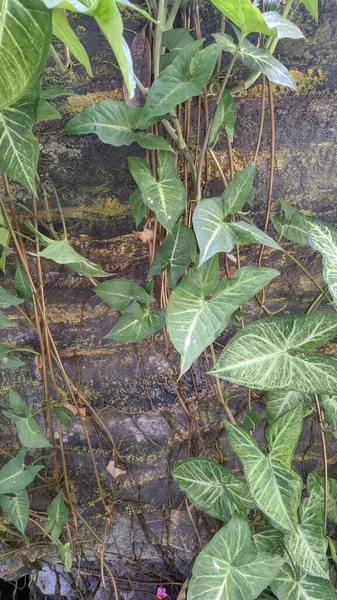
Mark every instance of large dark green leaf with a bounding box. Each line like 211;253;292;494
224;421;302;533
0;449;43;494
0;490;29;534
94;278;152;310
66;100;173;151
0;84;40;193
0;0;51;109
167;266;278;375
188;515;284;600
271;564;335;600
128;153;186;231
147;220;192;288
211;313;337;394
208;0;276;36
172;458;253;521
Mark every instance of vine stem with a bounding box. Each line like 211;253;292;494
210;343;236;425
314;394;328;532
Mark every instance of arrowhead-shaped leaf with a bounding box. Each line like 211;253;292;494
267;407;303;468
253;527;284;554
0;0;51;110
0;84;40;194
15;266;33;304
307;472;337;525
3;410;50;449
0;449;43;494
167;266;279;375
94;278;152;311
266;391;313;421
240;47;296;90
128;153;186;231
208;0;277;36
52;8;93;76
172;458;253;521
271;564;335;600
262;12;304;39
211;312;337;394
305;217;337;304
66;100;173;151
284;491;329;579
188;515;284;600
209;90;237;146
148;220;192;288
224;421;302;532
129;188;146;227
9;391;30;416
0;490;29;535
53;406;77;432
0;287;23;309
272;199;309;245
106;307;165;342
44;490;68;542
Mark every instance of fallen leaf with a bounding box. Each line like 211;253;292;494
64;403;86;418
177;579;189;600
34;353;43;370
136;227;153;244
106;460;126;478
123;26;151;107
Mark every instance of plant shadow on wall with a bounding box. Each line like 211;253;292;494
1;0;337;598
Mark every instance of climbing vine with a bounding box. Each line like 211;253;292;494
2;0;337;599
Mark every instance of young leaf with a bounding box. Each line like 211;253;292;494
0;0;52;110
167;266;279;375
305;217;337;304
9;391;30;416
253;527;284;554
266;391;313;422
262;12;304;39
224;421;302;533
208;0;277;36
284;491;329;579
0;448;43;494
128;153;186;231
15;266;33;304
211;313;337;394
161;28;194;51
0;83;40;194
301;0;318;23
0;286;23;309
172;458;253;521
25;222;108;278
129;188;146;227
53;406;77;432
94;278;152;310
240;47;296;90
0;490;29;535
270;564;335;600
52;8;93;77
188;515;284;600
36;101;62;123
147;220;192;288
58;542;73;572
3;410;51;449
44;491;69;543
140;41;228;126
209;91;237;146
321;395;337;436
66;100;173;151
106;307;165;342
267;407;303;468
307;472;337;525
271;199;309;245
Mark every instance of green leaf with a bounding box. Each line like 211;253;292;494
253;527;284;554
0;490;29;535
3;410;51;449
128;153;186;231
44;490;68;543
0;313;16;328
266;391;313;421
328;537;337;563
58;542;73;571
106;307;165;342
115;0;158;23
53;406;77;431
0;448;43;494
0;286;23;309
221;164;256;216
15;266;33;304
301;0;318;22
172;458;253;521
66;100;173;151
208;0;277;36
271;564;335;600
224;421;302;533
140;41;228;126
0;0;52;110
307;472;337;525
36;101;62;123
272;199;309;245
209;91;237;146
262;12;304;39
211;312;337;394
25;221;108;278
240;47;296;90
0;83;39;194
321;395;337;436
167;266;279;375
0;228;10;247
129;188;145;227
188;514;284;600
284;491;329;579
160;29;195;71
52;8;93;76
148;220;191;288
94;278;152;310
305;217;337;304
41;85;74;100
9;390;30;416
267;407;302;468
